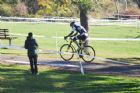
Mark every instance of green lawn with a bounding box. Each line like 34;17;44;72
0;22;140;63
90;25;140;38
1;64;140;93
1;23;140;93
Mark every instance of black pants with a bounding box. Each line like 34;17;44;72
28;55;38;74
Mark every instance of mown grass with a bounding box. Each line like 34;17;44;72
90;25;140;38
0;22;140;63
1;63;140;93
1;23;140;93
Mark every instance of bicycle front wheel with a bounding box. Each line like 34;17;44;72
60;44;74;61
81;46;96;63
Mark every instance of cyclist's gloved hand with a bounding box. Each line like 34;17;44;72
64;36;67;40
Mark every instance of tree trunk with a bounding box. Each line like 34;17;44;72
80;10;88;32
137;0;140;8
115;0;119;19
33;0;39;14
80;9;89;45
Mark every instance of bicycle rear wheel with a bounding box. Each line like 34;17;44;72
60;44;74;61
81;46;96;63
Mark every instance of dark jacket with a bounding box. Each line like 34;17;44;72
24;36;38;56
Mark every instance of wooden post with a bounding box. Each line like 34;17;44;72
9;39;11;46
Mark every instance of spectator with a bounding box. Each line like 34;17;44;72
24;32;39;75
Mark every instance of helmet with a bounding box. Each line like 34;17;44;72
70;21;75;27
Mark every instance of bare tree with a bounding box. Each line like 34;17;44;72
124;0;128;10
33;0;39;14
136;0;140;8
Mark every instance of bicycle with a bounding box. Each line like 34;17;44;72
60;37;96;63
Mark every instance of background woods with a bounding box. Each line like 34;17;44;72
0;0;140;18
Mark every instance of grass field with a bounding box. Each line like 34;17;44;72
1;64;140;93
1;22;140;93
0;22;140;63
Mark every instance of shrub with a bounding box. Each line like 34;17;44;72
123;7;140;15
13;2;28;16
0;4;13;16
121;7;140;19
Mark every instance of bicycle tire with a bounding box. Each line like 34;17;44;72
60;44;74;61
81;46;96;63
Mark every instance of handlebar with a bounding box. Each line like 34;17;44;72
64;37;73;42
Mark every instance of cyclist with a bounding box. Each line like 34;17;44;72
64;21;88;48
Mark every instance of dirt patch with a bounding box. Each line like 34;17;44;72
1;54;140;77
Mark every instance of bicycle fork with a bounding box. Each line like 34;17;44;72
66;41;73;52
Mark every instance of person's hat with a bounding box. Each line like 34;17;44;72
28;32;33;37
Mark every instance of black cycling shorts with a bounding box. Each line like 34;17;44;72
73;34;87;41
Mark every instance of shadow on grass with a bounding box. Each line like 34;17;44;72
39;59;140;77
0;64;140;93
107;57;140;64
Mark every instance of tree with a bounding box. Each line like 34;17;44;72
19;0;38;14
96;0;116;18
0;0;18;4
54;0;72;16
14;2;28;16
33;0;39;14
71;0;93;32
136;0;140;8
38;0;54;16
37;0;72;16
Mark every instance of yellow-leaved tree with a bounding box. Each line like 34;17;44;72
37;0;54;16
37;0;72;16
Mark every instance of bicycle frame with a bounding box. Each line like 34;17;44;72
67;38;84;52
60;38;96;62
67;39;77;52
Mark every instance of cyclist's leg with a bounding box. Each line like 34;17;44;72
79;34;89;54
71;35;82;58
71;36;80;48
76;35;84;57
77;34;87;48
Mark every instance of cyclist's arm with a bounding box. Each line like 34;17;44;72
70;32;78;37
65;31;74;38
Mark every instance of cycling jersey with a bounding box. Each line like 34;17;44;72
72;22;87;35
71;22;88;41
